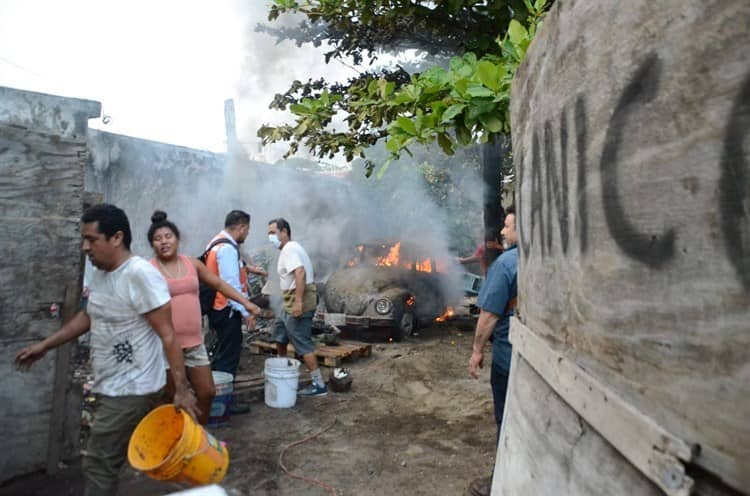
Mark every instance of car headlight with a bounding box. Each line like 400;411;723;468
374;298;393;315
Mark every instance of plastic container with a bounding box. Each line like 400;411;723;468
207;371;234;426
128;404;229;486
264;357;301;408
463;272;484;295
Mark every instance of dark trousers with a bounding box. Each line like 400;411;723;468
208;307;242;376
490;360;510;443
83;393;159;496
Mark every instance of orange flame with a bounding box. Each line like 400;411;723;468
415;258;432;272
377;242;401;267
435;306;455;323
347;245;365;267
406;295;416;307
350;242;442;273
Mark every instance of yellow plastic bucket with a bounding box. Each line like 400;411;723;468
127;404;229;485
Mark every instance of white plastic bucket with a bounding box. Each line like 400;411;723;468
264;358;301;408
207;371;234;426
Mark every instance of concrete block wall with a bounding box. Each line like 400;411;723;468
0;86;100;481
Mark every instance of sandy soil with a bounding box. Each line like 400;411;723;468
0;321;497;496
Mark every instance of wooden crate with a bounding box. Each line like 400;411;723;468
248;339;372;367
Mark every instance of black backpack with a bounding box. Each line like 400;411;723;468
197;238;239;315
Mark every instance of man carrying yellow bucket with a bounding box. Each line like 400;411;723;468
15;204;199;496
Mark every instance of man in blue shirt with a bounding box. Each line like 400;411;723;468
205;210;258;414
467;207;518;496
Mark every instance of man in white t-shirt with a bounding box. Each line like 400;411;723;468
267;218;327;397
15;204;197;496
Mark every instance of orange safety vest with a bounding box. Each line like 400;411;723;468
205;234;248;311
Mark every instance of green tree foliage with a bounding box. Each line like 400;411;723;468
258;0;550;176
265;0;527;62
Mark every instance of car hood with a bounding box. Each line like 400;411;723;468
323;265;446;316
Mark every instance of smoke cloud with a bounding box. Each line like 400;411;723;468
234;3;356;164
87;5;487;312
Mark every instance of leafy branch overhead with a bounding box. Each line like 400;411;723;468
257;0;550;176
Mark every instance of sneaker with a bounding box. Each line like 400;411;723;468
298;383;328;397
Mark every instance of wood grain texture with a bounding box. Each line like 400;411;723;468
492;354;664;496
46;284;83;474
507;0;750;492
508;318;698;495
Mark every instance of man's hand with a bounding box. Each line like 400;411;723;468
292;300;303;318
243;302;262;317
14;310;91;372
469;350;484;379
469;309;498;379
15;342;48;372
244;315;256;330
246;265;268;278
172;386;200;421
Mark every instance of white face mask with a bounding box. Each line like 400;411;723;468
268;233;281;249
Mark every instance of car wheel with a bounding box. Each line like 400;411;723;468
392;310;415;342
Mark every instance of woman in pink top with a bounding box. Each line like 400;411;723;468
148;211;261;424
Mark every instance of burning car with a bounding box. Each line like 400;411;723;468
316;242;456;341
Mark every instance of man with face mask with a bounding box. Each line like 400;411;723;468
204;210;259;414
267;218;327;397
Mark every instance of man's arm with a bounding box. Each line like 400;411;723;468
292;266;306;318
246;264;268;278
458;254;481;264
16;310;91;371
216;245;249;318
468;260;510;379
458;244;484;265
468;309;500;379
144;303;199;419
193;258;261;327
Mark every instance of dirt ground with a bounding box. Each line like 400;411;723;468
0;320;497;496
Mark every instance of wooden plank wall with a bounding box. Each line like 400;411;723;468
0;87;99;481
495;0;750;494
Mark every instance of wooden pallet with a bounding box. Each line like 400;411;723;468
233;373;312;401
248;339;372;367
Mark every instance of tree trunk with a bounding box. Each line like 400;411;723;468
481;133;509;267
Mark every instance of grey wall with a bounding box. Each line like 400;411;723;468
0;86;100;481
496;0;750;494
84;131;433;286
86;129;226;257
84;130;357;276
